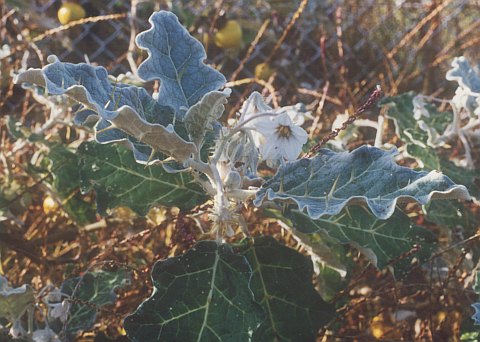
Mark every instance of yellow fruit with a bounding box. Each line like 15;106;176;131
57;2;86;25
434;311;447;325
43;196;59;215
214;20;243;49
254;62;275;81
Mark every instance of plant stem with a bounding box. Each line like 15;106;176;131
307;86;383;156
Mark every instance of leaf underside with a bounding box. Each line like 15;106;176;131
15;57;196;163
184;89;231;148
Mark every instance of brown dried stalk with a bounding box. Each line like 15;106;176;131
230;18;271;82
32;13;128;43
307;86;383;157
265;0;309;65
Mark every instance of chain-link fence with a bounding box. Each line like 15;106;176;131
2;0;479;115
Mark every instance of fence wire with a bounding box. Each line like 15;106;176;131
2;0;479;114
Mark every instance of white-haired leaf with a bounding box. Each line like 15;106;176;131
15;56;196;162
254;145;470;220
136;11;226;118
446;56;480;116
380;92;452;149
184;89;231;148
380;93;480;200
446;56;480;95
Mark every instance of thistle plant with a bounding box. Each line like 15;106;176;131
4;10;476;342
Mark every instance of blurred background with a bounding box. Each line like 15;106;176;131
2;0;480;120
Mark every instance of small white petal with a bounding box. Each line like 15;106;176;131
290;125;308;143
276;113;293;126
254;118;276;135
260;138;280;160
283;140;302;160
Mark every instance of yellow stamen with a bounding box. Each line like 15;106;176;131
276;124;292;138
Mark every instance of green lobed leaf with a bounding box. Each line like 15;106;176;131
237;236;334;342
124;241;264;342
264;209;351;301
61;270;130;336
315;263;349;303
264;208;348;277
77;141;207;215
136;11;226;118
424;200;477;230
286;206;436;271
45;144;96;225
254;145;469;220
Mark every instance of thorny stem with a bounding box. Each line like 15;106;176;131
210;162;228;242
185;158;212;178
186;107;278;239
307;85;383;156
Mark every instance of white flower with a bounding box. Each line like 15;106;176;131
238;92;272;146
254;113;308;165
236;92;309;166
275;103;312;126
48;299;70;323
